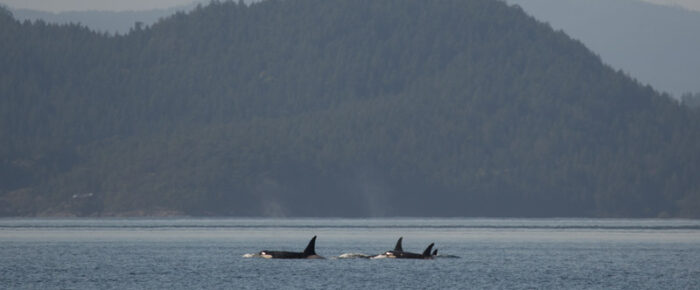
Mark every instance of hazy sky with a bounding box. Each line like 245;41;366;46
2;0;700;12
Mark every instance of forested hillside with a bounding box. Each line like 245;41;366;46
1;0;699;217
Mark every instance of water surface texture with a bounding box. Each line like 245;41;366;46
1;218;699;289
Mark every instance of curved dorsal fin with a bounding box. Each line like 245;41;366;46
422;243;435;257
432;249;438;256
303;235;317;256
394;237;404;252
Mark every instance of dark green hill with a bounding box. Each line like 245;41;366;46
1;0;699;217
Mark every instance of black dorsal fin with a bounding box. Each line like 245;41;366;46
303;236;317;256
394;237;404;252
422;243;435;257
432;249;438;256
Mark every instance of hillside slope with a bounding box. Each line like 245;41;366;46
1;0;699;217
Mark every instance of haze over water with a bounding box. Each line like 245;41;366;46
1;218;699;289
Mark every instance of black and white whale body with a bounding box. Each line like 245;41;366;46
259;236;324;259
375;237;435;259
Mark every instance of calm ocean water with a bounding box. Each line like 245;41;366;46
1;218;699;289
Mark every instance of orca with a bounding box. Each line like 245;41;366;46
431;247;461;258
394;237;404;252
377;237;435;259
258;236;324;259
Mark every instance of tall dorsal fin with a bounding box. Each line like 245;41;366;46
303;236;317;256
394;237;404;252
422;243;435;257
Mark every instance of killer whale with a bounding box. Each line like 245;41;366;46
376;237;435;259
259;236;324;259
394;237;404;252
